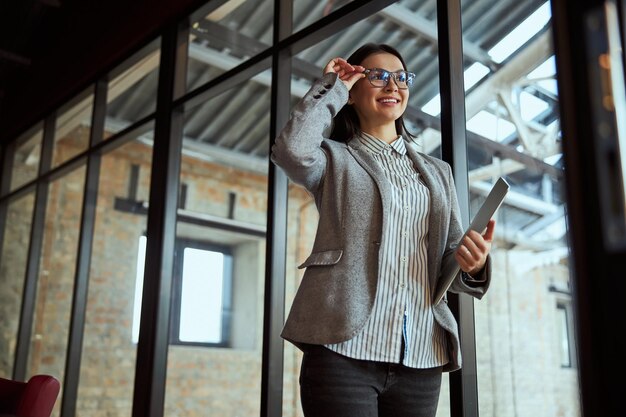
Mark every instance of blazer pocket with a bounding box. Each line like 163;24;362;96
297;249;343;269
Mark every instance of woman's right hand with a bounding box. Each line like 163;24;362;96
323;58;365;91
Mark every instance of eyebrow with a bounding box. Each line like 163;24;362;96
370;67;407;72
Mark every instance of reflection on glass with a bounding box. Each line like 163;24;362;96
0;193;35;377
27;166;86;417
52;88;94;168
76;133;154;417
285;3;446;414
106;39;160;136
187;0;274;93
164;69;269;417
10;125;43;192
461;0;580;416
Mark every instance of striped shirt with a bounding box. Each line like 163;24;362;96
325;133;449;369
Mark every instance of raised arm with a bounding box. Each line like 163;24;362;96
270;58;365;192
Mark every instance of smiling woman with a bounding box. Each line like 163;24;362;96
271;42;496;417
329;44;415;144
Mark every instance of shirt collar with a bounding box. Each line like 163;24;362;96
358;132;407;156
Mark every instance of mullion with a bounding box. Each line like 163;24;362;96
12;113;55;380
436;0;480;416
131;21;188;417
59;78;107;417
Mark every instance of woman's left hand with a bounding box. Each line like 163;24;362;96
455;219;496;276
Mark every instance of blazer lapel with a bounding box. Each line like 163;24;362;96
347;138;393;208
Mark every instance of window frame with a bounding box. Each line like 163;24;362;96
169;238;234;348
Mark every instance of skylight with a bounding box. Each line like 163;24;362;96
488;2;552;64
421;63;491;116
467;110;517;140
544;153;562;165
520;91;550;121
422;95;441;116
528;56;558;95
465;63;491;90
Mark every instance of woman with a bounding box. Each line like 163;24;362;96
271;43;495;417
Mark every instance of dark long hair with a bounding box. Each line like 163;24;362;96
329;43;416;143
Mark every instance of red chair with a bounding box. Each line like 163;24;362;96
0;375;60;417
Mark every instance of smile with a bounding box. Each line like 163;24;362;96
378;98;400;104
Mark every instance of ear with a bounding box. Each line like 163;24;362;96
348;95;354;105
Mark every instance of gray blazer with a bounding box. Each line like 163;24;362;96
271;73;491;372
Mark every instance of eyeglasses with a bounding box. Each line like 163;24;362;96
362;68;416;89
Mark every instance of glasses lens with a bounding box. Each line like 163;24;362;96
366;69;415;88
368;70;389;87
404;72;415;88
396;71;408;88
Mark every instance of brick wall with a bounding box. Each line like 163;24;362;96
0;193;35;376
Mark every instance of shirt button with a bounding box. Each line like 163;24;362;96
400;283;405;288
404;205;410;210
402;231;408;237
401;256;407;262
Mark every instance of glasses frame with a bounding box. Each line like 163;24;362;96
362;68;416;90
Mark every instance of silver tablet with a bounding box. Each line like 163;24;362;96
432;177;510;305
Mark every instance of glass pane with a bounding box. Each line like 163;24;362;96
106;39;160;135
187;0;274;93
76;128;154;416
10;124;43;192
293;0;356;32
27;166;86;417
0;192;36;376
164;68;269;416
284;2;445;414
461;0;581;416
52;88;94;168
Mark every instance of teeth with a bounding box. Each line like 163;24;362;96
379;98;398;103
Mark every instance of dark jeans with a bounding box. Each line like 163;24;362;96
299;344;443;417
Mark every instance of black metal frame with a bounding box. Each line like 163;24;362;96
59;79;107;417
0;0;502;416
437;0;480;416
0;140;13;290
13;113;55;381
260;1;292;416
131;21;188;417
551;0;626;415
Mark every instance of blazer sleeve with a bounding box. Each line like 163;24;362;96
443;165;492;298
270;72;349;193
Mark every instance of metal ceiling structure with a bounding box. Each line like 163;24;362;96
102;0;566;254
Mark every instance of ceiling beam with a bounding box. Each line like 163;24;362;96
465;30;554;119
190;20;561;179
379;3;494;67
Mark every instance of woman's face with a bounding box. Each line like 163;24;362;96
349;52;409;130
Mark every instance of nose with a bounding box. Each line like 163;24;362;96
385;77;399;92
